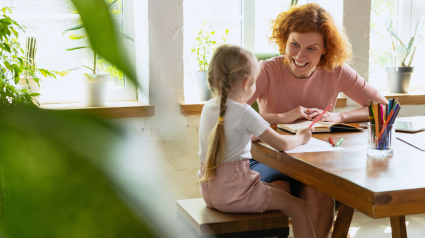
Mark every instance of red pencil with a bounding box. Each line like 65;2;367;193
329;137;335;147
309;104;332;128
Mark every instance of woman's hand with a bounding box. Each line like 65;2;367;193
312;110;343;122
281;106;322;123
296;127;315;144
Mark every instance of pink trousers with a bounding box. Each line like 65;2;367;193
198;159;272;213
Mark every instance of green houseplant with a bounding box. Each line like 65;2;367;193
60;0;134;107
0;8;56;106
385;19;425;93
191;22;228;101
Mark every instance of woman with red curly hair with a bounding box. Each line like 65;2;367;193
248;3;388;238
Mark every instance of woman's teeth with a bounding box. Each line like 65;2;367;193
294;59;307;66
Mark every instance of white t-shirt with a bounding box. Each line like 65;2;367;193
198;97;270;163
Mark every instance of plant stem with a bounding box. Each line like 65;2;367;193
83;65;94;71
93;51;96;74
408;48;417;67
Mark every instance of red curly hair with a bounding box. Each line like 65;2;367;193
269;3;351;72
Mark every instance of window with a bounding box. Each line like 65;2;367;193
2;0;137;104
370;0;425;90
183;0;242;103
183;0;343;102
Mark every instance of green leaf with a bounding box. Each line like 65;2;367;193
395;44;407;64
62;24;84;35
38;69;57;79
66;46;92;51
387;26;403;44
107;0;118;8
58;66;82;76
2;43;11;52
69;34;87;40
121;32;134;41
407;37;415;51
71;0;138;87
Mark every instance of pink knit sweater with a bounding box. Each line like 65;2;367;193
247;56;378;113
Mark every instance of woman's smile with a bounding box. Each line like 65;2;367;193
292;58;309;68
285;32;326;78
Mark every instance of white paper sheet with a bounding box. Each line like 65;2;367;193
278;120;325;130
396;132;425;151
285;138;345;154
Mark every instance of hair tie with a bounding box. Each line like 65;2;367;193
218;117;224;125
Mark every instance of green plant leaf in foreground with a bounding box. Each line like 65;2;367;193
70;0;138;87
0;106;158;238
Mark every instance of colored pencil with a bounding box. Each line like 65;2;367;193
377;110;395;140
335;138;344;147
373;103;379;140
308;104;332;128
329;137;335;147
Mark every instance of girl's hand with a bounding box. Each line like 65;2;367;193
312;110;342;122
296;127;315;144
283;106;322;123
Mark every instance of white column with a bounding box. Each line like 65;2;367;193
243;0;255;52
133;0;149;104
343;0;371;82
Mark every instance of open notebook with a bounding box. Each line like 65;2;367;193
278;120;364;134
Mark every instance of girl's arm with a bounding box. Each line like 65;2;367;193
316;92;388;123
256;127;314;151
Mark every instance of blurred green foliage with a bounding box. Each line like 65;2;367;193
0;1;159;237
0;107;157;238
369;0;398;72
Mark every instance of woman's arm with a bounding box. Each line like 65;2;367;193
256;127;314;151
260;106;322;124
317;92;388;123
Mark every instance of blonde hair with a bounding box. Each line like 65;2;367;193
199;44;260;182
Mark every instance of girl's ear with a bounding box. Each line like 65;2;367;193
242;77;251;90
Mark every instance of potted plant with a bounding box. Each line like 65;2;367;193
191;22;228;101
60;0;133;107
385;19;425;93
0;8;56;106
16;36;41;104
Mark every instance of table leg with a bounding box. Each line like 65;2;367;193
390;216;407;238
331;203;354;238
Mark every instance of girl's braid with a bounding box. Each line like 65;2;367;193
219;75;231;118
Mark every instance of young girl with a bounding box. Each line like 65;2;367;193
198;44;316;238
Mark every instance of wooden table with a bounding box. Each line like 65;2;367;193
251;117;425;238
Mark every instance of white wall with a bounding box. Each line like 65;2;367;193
343;0;371;82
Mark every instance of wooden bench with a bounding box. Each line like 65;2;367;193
176;198;289;238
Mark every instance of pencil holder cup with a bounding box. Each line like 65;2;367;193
367;123;395;158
